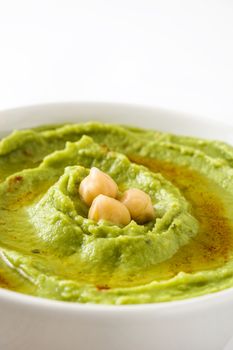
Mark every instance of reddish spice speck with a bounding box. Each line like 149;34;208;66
14;176;23;182
96;285;110;291
7;175;24;192
9;175;23;184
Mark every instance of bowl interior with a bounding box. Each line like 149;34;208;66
0;102;232;144
0;102;233;313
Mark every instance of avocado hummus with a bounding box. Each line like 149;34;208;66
0;122;233;304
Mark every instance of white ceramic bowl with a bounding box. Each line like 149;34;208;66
0;102;233;350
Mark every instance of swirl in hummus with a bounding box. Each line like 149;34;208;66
0;122;233;304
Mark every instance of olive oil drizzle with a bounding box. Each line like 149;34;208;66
128;156;233;282
1;156;233;292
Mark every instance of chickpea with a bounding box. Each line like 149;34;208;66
79;167;118;206
120;188;155;224
88;194;131;226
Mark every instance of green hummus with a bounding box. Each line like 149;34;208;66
0;122;233;304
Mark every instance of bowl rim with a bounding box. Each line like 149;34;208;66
1;283;233;314
0;100;233;128
0;100;233;314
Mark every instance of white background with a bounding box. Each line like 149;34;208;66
0;0;233;124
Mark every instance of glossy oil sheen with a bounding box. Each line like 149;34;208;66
0;157;233;294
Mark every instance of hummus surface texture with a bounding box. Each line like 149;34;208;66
0;122;233;304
